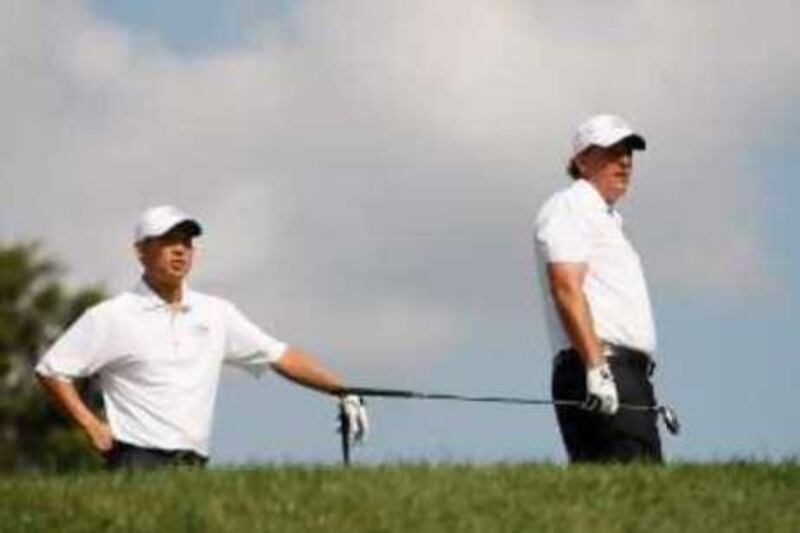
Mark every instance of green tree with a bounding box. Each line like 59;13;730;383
0;242;105;472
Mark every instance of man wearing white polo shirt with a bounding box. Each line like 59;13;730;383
36;206;368;469
534;115;662;462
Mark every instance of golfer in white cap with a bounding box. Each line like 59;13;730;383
36;206;368;469
534;115;662;462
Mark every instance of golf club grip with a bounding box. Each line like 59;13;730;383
344;387;418;398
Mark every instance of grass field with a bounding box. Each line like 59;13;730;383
1;462;798;532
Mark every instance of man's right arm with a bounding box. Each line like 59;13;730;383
548;262;618;415
547;262;605;368
36;374;113;453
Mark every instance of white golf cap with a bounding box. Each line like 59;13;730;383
572;114;646;156
134;205;202;243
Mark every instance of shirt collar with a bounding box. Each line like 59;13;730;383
133;279;193;312
573;179;619;217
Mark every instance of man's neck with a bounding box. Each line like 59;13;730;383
142;274;184;309
584;178;617;208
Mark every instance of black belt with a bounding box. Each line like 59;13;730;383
107;440;208;469
604;342;650;359
555;343;656;376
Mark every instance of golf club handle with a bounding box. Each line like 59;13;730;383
343;387;418;399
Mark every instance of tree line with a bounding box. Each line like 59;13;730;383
0;242;105;472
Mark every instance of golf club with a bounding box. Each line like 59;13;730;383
344;386;679;430
337;386;680;465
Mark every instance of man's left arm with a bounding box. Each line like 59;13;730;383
270;348;368;443
220;305;369;442
222;301;368;440
222;302;344;394
270;347;344;395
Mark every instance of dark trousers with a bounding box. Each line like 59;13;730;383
104;441;208;471
552;347;662;463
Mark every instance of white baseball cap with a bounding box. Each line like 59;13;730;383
572;114;646;157
134;205;202;243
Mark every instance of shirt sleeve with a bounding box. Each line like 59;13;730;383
535;199;593;263
222;302;288;377
35;307;109;379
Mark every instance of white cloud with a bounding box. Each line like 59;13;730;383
2;0;798;370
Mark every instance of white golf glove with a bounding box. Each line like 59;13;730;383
584;362;619;415
339;395;369;444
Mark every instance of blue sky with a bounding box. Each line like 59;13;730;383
90;0;296;53
6;0;799;464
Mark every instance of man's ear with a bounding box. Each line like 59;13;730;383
574;147;602;178
573;152;589;177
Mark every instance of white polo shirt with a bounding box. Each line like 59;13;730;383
35;281;288;456
534;179;657;355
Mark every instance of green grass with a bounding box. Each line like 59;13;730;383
1;462;798;532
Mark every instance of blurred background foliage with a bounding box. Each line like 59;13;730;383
0;242;106;472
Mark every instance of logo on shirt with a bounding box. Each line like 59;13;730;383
191;323;210;336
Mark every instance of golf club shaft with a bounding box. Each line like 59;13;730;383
342;386;661;412
338;402;351;466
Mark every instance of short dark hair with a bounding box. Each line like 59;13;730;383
566;158;581;180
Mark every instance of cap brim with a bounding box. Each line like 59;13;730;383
170;219;203;238
582;131;647;154
620;133;646;151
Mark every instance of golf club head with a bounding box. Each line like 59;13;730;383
659;406;680;435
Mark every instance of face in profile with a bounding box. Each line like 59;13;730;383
575;141;635;204
136;227;195;287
